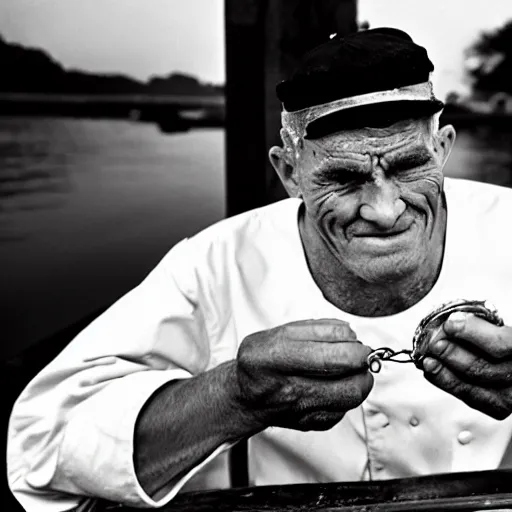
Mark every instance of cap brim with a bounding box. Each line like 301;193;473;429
305;99;444;139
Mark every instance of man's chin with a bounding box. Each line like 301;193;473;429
349;253;421;284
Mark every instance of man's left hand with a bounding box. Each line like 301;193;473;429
422;311;512;420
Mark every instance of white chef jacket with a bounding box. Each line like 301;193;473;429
7;177;512;511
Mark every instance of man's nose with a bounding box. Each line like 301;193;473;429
359;177;406;229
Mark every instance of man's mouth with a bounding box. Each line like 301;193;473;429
354;226;411;238
350;223;416;251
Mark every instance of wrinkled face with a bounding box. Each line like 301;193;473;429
279;117;455;283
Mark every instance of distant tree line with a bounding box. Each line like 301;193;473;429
0;35;224;96
466;20;512;96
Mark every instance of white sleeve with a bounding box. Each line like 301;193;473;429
7;238;232;511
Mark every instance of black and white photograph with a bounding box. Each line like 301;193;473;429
3;1;512;511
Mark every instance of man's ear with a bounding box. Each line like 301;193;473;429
269;146;301;198
437;124;456;167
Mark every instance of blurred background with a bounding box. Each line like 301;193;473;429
1;0;512;508
0;0;226;360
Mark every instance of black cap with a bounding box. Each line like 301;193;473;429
277;28;444;134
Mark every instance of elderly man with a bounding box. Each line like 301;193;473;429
7;27;512;511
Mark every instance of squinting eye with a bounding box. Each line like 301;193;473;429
389;165;415;175
390;155;432;174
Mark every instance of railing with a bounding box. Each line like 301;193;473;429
0;92;226;131
95;470;512;511
0;92;225;108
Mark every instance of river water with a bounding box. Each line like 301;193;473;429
1;118;511;358
1;118;225;357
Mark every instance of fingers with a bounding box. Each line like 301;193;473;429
280;319;369;376
243;319;371;378
273;340;372;377
443;312;512;360
283;371;374;431
333;370;374;407
427;337;512;386
422;315;512;419
305;370;374;410
282;318;358;343
422;358;510;420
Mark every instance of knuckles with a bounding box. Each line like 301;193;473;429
489;335;512;360
236;321;371;431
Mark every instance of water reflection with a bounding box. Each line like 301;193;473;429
0;117;225;355
0;118;70;220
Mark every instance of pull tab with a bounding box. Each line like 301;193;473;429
367;348;393;373
367;347;414;373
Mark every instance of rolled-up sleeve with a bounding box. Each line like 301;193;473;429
7;238;228;511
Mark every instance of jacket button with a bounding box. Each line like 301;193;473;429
409;417;420;427
457;430;473;445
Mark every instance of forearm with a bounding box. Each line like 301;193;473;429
134;360;264;498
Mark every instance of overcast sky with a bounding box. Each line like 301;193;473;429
1;0;511;97
0;0;226;83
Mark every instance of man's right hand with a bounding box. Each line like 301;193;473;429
235;319;374;431
135;318;373;496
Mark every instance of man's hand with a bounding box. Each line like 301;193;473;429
422;312;512;420
235;319;374;431
135;318;372;495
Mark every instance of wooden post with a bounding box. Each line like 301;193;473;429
224;0;358;487
225;0;358;218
